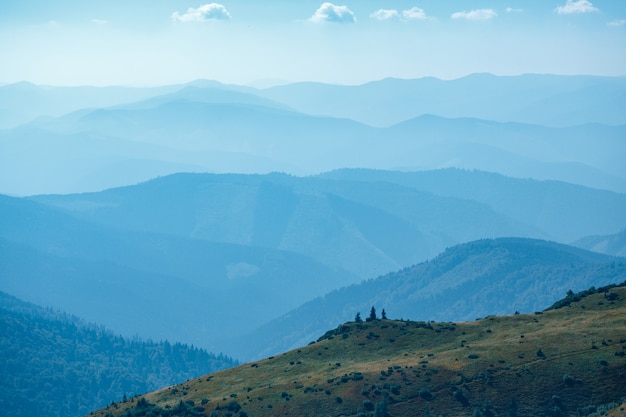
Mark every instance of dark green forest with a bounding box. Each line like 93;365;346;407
0;292;237;417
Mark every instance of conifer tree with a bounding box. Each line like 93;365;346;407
367;306;377;321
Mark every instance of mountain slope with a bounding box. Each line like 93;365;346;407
89;283;626;417
0;79;257;130
385;115;626;189
574;228;626;258
28;172;537;278
34;97;377;159
0;291;237;417
0;81;184;129
320;168;626;242
231;238;626;360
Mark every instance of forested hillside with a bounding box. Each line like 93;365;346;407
0;292;237;417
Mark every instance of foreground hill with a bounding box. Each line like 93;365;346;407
0;291;237;417
230;238;626;360
89;283;626;417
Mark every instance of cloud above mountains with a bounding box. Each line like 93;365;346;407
172;3;231;22
168;2;606;25
370;7;431;21
451;9;497;21
607;19;625;27
370;9;399;21
402;7;429;20
555;0;598;14
310;3;356;23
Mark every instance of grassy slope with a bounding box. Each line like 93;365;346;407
90;286;626;417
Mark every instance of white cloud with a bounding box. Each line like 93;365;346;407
172;3;231;22
370;7;430;21
91;19;109;25
505;8;523;13
607;19;626;27
402;7;428;20
451;9;497;21
555;0;598;14
370;9;399;21
310;3;356;23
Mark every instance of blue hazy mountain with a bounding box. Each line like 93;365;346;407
0;81;186;129
574;228;626;257
230;237;626;360
319;168;626;243
0;79;259;130
28;170;626;275
2;110;623;195
0;193;358;351
385;115;626;191
1;74;625;195
0;97;375;195
24;172;529;279
258;73;626;127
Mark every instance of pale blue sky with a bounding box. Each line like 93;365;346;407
1;0;625;86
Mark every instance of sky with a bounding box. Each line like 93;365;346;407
0;0;625;86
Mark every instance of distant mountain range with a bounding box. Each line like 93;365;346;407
2;169;625;358
0;291;237;417
1;74;625;195
258;73;626;127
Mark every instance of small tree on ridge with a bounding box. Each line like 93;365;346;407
367;306;377;322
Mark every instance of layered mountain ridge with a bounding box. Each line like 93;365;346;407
2;74;625;195
2;170;625;358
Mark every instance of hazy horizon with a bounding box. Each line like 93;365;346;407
1;0;625;87
3;71;626;90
